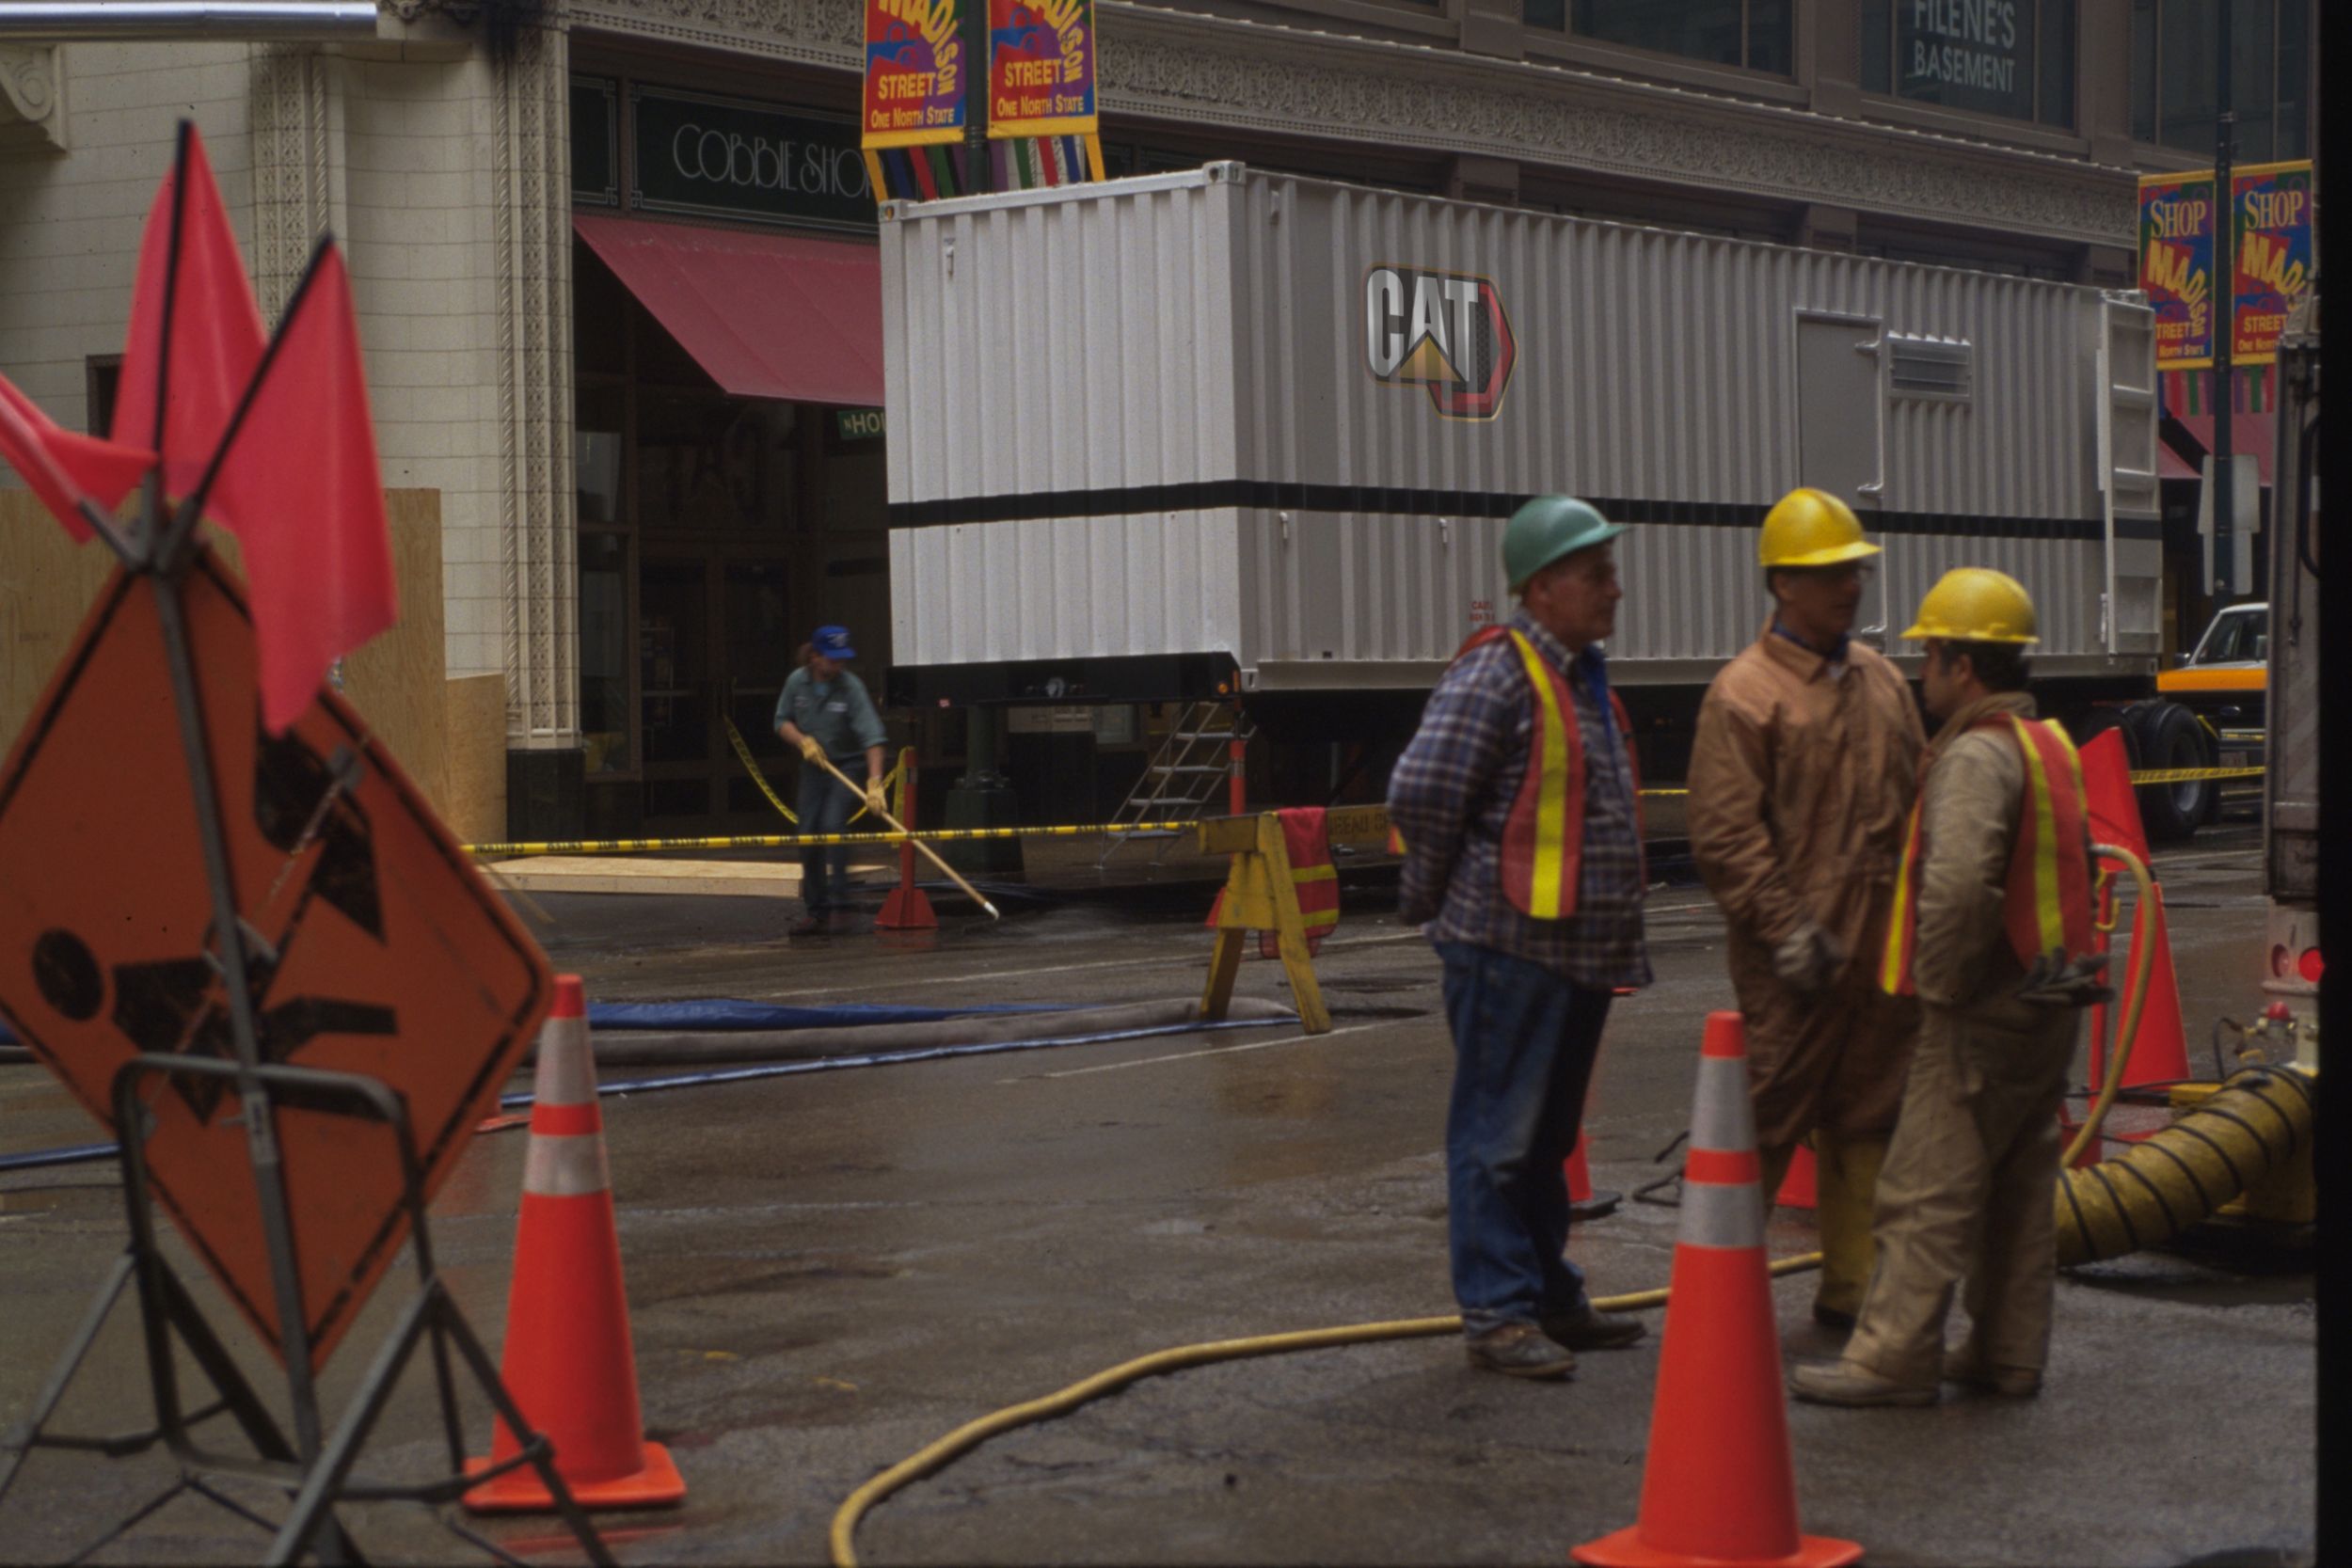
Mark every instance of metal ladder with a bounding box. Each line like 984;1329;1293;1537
1096;701;1256;870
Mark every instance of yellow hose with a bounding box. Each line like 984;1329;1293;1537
2056;1065;2316;1264
829;1257;1826;1566
2051;844;2318;1260
829;846;2252;1565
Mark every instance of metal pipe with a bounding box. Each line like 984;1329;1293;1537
0;2;380;41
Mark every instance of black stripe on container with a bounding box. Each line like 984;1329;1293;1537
888;482;2157;542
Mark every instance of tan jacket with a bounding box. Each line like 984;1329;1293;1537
1689;626;1925;971
1910;690;2048;1022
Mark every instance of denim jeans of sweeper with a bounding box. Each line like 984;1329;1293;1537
796;757;860;916
1436;941;1614;1336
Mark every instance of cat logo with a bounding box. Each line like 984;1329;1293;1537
1363;265;1517;420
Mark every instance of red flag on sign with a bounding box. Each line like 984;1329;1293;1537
203;243;396;734
0;372;153;540
110;123;265;504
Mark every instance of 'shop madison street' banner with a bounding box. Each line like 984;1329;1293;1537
863;0;965;150
987;0;1096;139
2139;161;2314;372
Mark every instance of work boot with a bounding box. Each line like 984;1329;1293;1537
788;914;828;938
1788;1358;1936;1407
1540;1304;1647;1351
1942;1349;2042;1397
1465;1323;1577;1380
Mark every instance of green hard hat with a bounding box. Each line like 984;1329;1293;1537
1502;496;1624;589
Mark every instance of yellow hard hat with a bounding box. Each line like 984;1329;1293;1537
1900;567;2040;644
1758;487;1882;568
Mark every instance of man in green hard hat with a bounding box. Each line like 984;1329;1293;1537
1388;495;1652;1381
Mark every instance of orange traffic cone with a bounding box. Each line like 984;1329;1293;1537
1774;1142;1818;1211
1572;1012;1860;1568
465;976;686;1513
1564;1135;1621;1221
2075;727;2190;1091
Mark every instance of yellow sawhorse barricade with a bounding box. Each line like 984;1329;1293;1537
1196;806;1394;1038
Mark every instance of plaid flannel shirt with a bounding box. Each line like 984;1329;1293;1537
1387;610;1651;988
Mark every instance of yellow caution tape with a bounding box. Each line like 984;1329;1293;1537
723;716;906;827
468;762;2262;860
2126;765;2266;784
466;821;1210;859
722;716;799;827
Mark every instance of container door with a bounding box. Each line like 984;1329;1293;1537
1794;312;1887;640
2096;294;2164;656
1794;313;1884;512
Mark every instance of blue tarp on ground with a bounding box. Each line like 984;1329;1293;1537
0;999;1073;1047
581;1000;1070;1032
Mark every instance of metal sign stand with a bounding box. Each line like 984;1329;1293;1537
0;124;608;1568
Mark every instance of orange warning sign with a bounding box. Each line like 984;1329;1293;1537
0;549;553;1370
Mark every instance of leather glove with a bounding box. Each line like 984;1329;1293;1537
865;780;889;816
1771;921;1847;994
2014;952;2114;1008
796;733;825;764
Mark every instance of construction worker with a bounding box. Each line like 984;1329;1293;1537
1791;568;2109;1407
1686;488;1924;1330
775;625;889;937
1388;496;1650;1381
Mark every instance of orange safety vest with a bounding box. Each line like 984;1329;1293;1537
1880;714;2096;996
1205;806;1340;957
1457;626;1645;921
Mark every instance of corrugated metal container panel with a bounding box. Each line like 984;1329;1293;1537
884;166;2132;685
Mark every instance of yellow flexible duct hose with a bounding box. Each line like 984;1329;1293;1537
2056;1064;2316;1265
2053;843;2318;1262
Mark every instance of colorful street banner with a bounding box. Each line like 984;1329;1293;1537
987;0;1096;140
2138;171;2217;372
2230;160;2314;367
862;0;965;150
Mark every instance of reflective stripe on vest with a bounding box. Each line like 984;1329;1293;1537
1881;715;2095;996
1503;629;1580;919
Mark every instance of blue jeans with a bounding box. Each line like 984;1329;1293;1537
797;758;860;916
1436;942;1613;1336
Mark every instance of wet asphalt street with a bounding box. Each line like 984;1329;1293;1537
0;823;2314;1566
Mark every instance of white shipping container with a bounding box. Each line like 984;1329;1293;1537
882;164;2162;699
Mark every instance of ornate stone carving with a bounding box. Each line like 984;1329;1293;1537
495;23;580;745
563;0;2131;245
249;47;340;325
0;44;67;153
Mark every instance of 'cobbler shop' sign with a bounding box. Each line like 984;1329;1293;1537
572;79;877;231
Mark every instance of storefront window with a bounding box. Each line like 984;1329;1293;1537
580;531;632;775
2131;0;2307;162
1527;0;1792;75
1859;0;2075;129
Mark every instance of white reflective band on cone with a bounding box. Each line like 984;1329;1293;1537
1678;1180;1766;1250
523;1132;612;1198
1689;1056;1756;1153
534;1016;598;1105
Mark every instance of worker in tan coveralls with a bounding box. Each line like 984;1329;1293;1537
1688;488;1924;1329
1792;568;2108;1406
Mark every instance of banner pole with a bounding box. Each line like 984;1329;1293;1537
962;0;989;194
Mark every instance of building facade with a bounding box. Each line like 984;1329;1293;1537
0;0;2319;837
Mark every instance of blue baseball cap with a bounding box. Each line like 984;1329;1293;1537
813;625;857;660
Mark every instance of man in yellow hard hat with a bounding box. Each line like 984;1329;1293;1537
1687;487;1925;1330
1792;568;2108;1407
1389;496;1651;1381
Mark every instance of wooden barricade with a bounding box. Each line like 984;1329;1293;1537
1197;805;1394;1037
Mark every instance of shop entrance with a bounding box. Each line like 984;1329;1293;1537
639;549;797;827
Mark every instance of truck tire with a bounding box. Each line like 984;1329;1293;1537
2129;700;2215;843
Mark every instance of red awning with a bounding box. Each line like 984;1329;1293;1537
2157;440;2199;481
574;214;883;408
2169;411;2276;486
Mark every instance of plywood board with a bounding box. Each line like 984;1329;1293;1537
443;673;508;847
